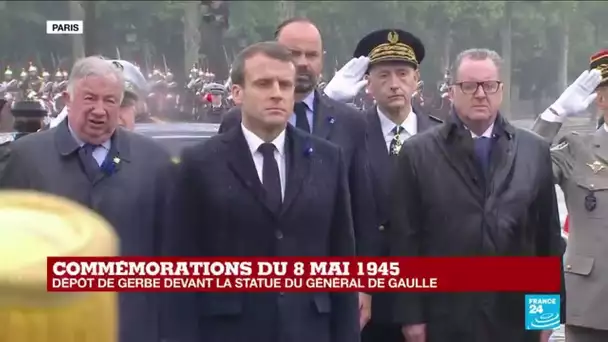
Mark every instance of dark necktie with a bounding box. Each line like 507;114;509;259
294;102;311;133
389;126;405;156
473;137;492;174
259;143;282;212
78;143;100;179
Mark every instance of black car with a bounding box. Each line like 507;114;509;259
134;122;219;158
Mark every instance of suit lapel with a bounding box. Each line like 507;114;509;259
437;114;485;201
281;125;311;216
366;108;392;197
312;91;335;139
224;126;274;215
488;116;517;195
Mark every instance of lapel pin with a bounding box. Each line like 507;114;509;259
328;116;335;124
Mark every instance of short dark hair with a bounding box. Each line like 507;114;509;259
274;17;316;39
230;41;294;86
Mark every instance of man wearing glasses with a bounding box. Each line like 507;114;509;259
389;48;563;342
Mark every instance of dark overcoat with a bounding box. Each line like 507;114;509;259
162;124;359;342
389;112;565;342
0;120;171;342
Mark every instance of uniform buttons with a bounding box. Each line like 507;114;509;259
275;230;283;240
590;184;595;189
566;265;572;270
378;225;385;231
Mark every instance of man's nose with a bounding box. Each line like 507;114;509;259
473;85;487;98
269;82;284;100
91;100;106;113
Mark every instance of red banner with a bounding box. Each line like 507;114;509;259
47;257;561;293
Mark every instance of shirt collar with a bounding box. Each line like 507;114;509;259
377;107;417;137
604;123;608;133
299;91;315;111
469;123;494;138
241;123;286;157
67;121;111;150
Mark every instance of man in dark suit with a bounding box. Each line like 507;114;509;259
164;41;358;342
353;29;442;342
389;48;563;342
0;56;170;342
219;17;377;327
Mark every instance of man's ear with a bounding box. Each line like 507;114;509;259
231;84;243;105
414;69;420;82
364;74;371;94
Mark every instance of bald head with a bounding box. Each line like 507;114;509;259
275;18;323;94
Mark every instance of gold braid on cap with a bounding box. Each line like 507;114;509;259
368;31;418;65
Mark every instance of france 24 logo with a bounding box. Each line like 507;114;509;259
525;294;561;330
46;20;83;35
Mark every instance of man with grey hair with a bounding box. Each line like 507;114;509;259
49;58;148;131
0;55;172;342
389;48;563;342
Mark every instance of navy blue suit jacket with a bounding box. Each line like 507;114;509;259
163;124;359;342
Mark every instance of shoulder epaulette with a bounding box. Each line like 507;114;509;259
428;115;443;123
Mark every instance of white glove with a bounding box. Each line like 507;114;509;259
541;69;602;122
323;56;369;102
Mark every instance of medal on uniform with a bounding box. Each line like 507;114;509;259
585;191;597;212
587;160;606;174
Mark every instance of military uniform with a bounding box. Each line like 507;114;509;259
532;50;608;341
351;29;444;342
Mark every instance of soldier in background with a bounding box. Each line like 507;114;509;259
0;191;118;342
531;49;608;341
201;81;227;122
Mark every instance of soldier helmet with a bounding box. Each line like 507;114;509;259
55;69;63;78
42;70;50;78
5;66;12;76
203;82;226;94
109;59;148;100
0;191;118;342
62;70;68;78
19;69;27;78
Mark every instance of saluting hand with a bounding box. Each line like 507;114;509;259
323;56;369;102
547;69;602;118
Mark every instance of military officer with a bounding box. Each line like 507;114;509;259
351;29;442;342
531;50;608;341
0;191;119;342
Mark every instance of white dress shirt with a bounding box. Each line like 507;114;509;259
469;123;494;138
68;123;111;166
377;107;417;152
241;124;287;199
